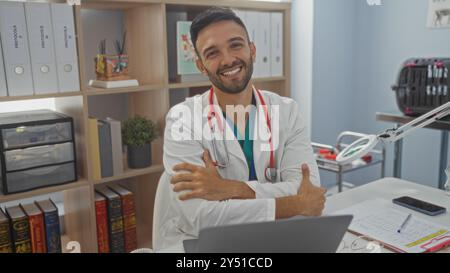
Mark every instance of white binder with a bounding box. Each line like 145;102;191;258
0;2;34;96
258;12;271;78
50;3;80;93
25;3;59;94
233;9;248;27
270;12;283;77
0;39;7;97
245;11;261;78
246;11;271;78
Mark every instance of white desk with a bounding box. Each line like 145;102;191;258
325;177;450;253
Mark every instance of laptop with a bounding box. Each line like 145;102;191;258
183;215;353;253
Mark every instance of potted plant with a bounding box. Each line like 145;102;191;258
122;116;157;169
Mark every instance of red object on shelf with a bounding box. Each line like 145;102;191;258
362;155;373;163
319;149;332;155
95;193;110;253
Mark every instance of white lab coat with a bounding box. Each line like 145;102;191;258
152;89;321;252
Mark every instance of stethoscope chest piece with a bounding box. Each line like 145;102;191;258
265;167;277;183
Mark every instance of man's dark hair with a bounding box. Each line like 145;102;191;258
190;7;249;54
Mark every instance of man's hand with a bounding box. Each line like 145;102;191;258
171;150;255;201
275;164;327;219
296;164;327;216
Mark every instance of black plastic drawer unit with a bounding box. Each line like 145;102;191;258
0;110;77;194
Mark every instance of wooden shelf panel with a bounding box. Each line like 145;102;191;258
83;0;290;11
163;0;291;11
254;76;286;82
82;0;162;10
168;76;286;89
93;164;164;185
84;84;166;96
168;81;211;89
0;92;83;102
0;179;89;204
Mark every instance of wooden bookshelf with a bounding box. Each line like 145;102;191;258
93;165;165;185
0;0;291;253
0;92;83;102
0;179;89;204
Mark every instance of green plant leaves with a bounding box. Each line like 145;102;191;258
122;116;157;147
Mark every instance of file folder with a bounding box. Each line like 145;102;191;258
270;12;283;77
246;11;271;78
245;11;261;77
50;3;80;93
25;3;59;94
0;39;7;97
0;2;34;96
233;9;247;27
257;12;271;78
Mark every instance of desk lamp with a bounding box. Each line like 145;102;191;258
336;101;450;193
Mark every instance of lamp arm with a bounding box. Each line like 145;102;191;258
378;101;450;144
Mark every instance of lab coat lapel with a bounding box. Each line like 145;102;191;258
209;91;248;169
253;90;272;183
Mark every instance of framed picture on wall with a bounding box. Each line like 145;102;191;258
428;0;450;28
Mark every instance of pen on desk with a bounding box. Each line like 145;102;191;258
397;214;412;233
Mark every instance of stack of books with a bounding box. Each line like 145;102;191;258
88;117;124;180
95;184;137;253
0;199;62;253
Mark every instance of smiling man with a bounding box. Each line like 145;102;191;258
152;7;326;252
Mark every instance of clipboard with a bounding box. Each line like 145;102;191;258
332;199;450;253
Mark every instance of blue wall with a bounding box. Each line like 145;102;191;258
311;0;450;188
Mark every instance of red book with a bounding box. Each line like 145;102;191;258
109;185;137;253
21;203;46;253
95;192;110;253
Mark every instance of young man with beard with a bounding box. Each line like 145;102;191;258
153;7;326;251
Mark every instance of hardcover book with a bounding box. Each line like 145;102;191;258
96;186;125;253
35;199;62;253
0;208;12;253
95;192;110;253
21;203;47;253
109;184;137;252
5;205;32;253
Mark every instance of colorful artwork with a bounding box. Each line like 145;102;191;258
176;21;200;75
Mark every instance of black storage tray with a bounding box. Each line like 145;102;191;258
0;161;77;194
0;110;77;195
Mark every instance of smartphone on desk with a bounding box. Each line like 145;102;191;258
393;196;447;216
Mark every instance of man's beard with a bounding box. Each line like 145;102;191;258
204;56;253;94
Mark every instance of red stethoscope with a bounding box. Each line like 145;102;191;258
207;86;277;182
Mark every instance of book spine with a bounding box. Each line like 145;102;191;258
98;121;113;178
121;194;137;253
0;221;13;253
10;217;32;253
95;199;110;253
29;214;47;253
44;211;62;253
108;197;125;253
88;118;102;180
